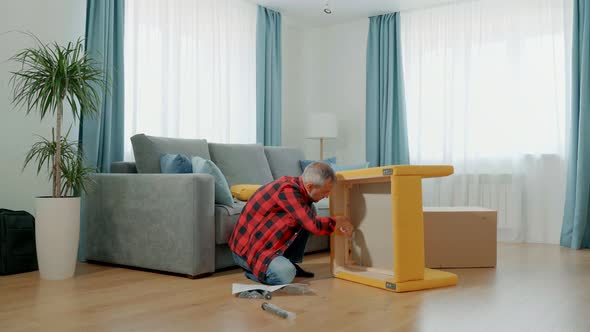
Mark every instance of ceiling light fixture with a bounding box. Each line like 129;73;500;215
323;0;332;14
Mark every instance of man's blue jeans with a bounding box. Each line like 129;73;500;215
232;229;309;285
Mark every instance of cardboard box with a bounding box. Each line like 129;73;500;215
423;207;497;268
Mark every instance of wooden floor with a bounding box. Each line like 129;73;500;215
1;243;590;332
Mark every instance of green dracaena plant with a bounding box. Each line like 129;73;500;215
10;33;105;197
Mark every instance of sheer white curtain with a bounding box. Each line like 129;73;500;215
401;0;572;243
124;0;257;160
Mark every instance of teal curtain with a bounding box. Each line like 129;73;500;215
79;0;125;260
256;5;282;146
561;0;590;249
366;13;409;167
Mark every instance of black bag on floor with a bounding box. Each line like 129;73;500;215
0;209;38;275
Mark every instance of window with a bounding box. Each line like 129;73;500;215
124;0;257;160
400;0;572;243
401;0;570;165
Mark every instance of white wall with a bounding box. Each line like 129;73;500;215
0;0;86;214
0;6;364;213
282;23;316;157
283;19;368;164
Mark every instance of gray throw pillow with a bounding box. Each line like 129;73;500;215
131;134;210;173
264;146;305;179
192;156;234;207
208;143;274;186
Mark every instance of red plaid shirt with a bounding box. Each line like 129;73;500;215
228;176;335;281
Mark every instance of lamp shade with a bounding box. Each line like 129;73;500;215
306;113;337;138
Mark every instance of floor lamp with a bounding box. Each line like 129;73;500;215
306;113;337;160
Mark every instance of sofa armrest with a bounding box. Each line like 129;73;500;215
85;173;215;277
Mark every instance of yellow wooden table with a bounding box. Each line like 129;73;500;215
330;165;458;292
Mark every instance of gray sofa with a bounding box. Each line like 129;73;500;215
84;134;329;278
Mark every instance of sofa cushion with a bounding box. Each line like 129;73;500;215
208;143;274;186
110;162;138;173
160;154;193;173
305;234;330;253
192;156;234;207
215;201;246;245
131;134;210;173
264;146;305;179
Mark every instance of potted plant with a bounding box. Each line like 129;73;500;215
10;34;105;280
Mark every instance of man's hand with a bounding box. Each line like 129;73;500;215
334;216;354;238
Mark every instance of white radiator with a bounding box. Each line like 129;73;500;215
422;174;522;240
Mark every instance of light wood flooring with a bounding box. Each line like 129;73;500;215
1;243;590;332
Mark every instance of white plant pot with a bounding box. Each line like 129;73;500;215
35;197;80;280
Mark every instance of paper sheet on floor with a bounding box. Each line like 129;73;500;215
231;283;289;294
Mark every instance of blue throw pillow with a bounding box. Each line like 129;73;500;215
329;162;370;172
191;156;234;207
160;154;192;173
299;157;337;172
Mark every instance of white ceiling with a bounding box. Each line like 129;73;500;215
251;0;457;26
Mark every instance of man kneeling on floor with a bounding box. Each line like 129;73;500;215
228;162;354;285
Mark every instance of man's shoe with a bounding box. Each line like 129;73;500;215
294;263;315;278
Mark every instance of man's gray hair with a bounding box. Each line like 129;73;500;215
302;162;336;186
